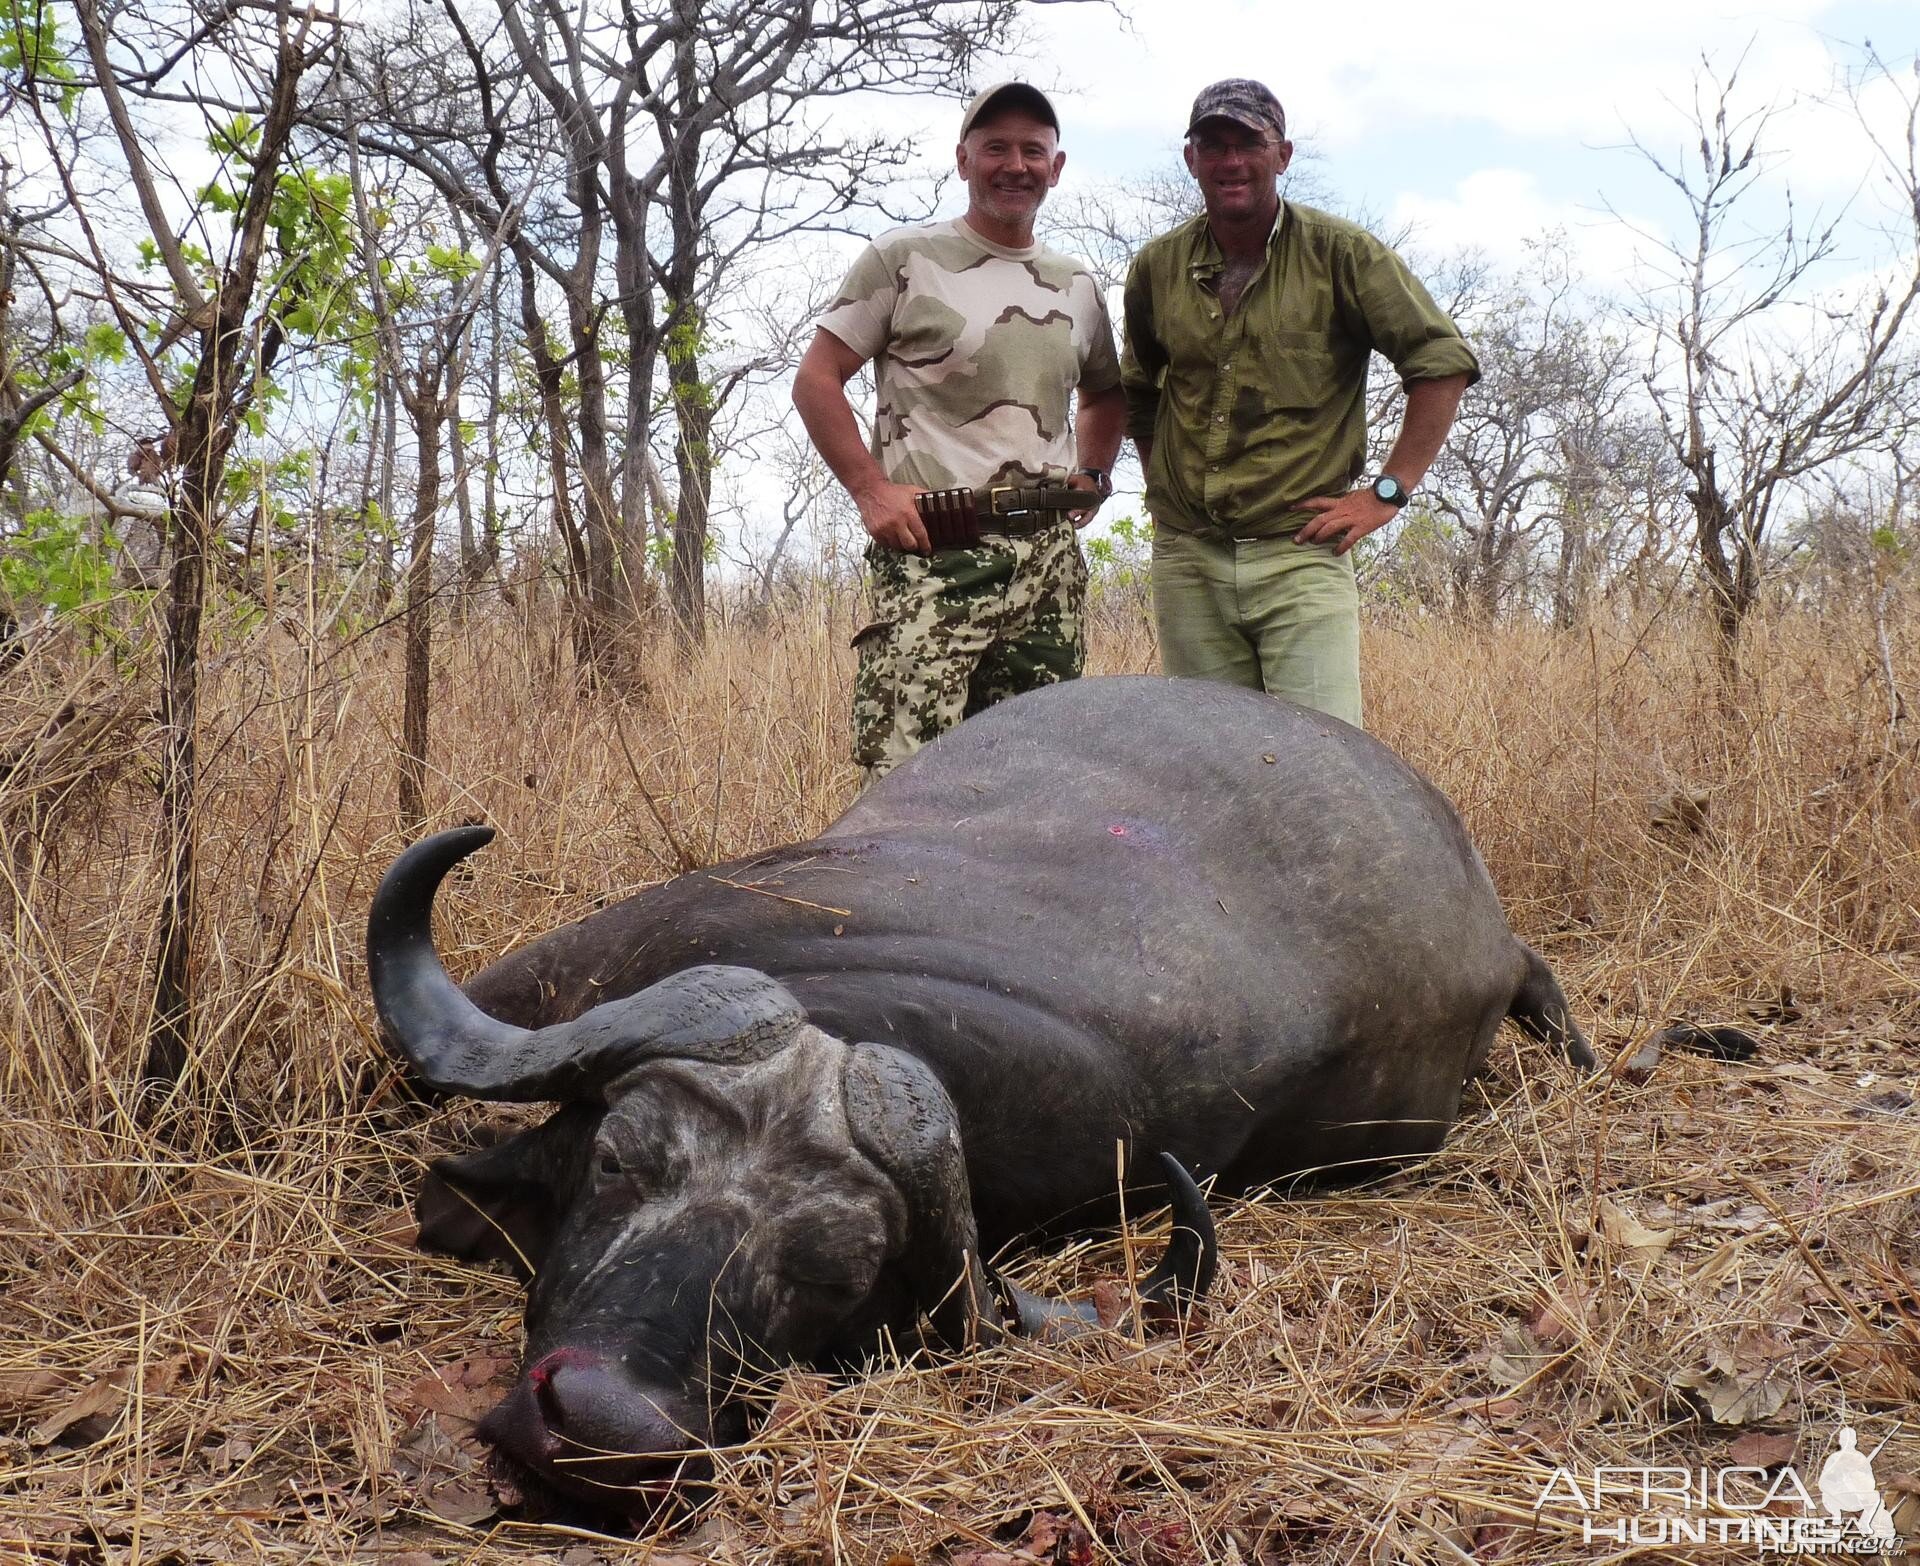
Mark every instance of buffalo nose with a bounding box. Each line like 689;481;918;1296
476;1349;711;1501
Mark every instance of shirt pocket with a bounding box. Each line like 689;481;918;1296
1256;329;1340;412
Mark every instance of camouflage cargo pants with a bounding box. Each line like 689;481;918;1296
851;522;1087;780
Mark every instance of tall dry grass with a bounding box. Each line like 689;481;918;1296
1;583;1916;1564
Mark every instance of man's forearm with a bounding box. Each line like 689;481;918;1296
1293;372;1471;555
1382;373;1470;489
1075;383;1127;473
792;363;890;501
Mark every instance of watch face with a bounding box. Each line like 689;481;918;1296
1372;477;1407;507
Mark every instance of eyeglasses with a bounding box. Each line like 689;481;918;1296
1189;134;1282;161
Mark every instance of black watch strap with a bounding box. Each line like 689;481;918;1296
1370;475;1410;508
1073;466;1114;498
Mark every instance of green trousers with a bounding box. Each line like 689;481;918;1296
1150;523;1363;728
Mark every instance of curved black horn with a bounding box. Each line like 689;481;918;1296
368;826;536;1095
368;827;807;1101
1137;1153;1218;1306
1000;1152;1219;1336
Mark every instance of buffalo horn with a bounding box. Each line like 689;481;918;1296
1138;1153;1218;1304
367;826;805;1100
1001;1153;1218;1335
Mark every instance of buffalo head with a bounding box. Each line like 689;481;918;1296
368;827;1213;1516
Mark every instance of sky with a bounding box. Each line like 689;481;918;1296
903;0;1920;286
714;0;1917;554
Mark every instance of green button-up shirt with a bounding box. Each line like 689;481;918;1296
1121;204;1480;539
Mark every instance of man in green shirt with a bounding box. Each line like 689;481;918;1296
1120;79;1479;726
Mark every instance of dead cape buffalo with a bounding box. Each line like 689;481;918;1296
368;675;1592;1511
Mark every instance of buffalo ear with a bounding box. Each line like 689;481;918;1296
842;1043;998;1347
415;1105;600;1276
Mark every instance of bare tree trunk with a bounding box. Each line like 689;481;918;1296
145;27;309;1102
447;386;474;623
608;156;657;620
1685;454;1748;684
663;20;709;650
398;365;445;830
147;469;210;1093
667;303;713;646
1467;519;1503;621
514;252;595;682
1552;511;1587;630
380;364;400;592
482;278;505;596
574;302;625;672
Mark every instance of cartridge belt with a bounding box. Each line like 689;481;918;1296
913;485;1087;550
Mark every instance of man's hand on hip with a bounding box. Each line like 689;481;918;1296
1066;470;1109;528
1293;489;1398;556
856;480;933;553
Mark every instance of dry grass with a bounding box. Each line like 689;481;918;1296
2;582;1917;1564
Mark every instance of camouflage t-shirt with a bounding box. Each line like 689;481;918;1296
817;219;1122;491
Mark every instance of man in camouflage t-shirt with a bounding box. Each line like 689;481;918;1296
792;81;1127;782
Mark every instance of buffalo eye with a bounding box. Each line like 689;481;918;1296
598;1154;621;1177
782;1236;883;1295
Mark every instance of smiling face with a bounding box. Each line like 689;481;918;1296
1183;116;1291;228
956;108;1065;245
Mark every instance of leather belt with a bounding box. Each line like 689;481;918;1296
914;485;1086;550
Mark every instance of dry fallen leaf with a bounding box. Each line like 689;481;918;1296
402;1356;511;1428
1597;1198;1675;1262
1691;1235;1764;1293
422;1478;498;1526
956;1511;1096;1566
1114;1510;1197;1566
0;1369;71;1430
203;1433;256;1475
1527;1285;1594;1349
30;1374;125;1448
1091;1279;1129;1329
1487;1321;1553;1390
1728;1431;1797;1468
1671;1350;1792;1425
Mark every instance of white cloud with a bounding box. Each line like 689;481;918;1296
1390;169;1655;279
1018;0;1899;156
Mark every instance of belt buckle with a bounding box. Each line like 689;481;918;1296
988;486;1026;518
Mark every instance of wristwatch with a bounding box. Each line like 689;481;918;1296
1370;475;1410;509
1073;466;1114;499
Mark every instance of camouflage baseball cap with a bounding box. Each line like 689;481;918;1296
959;81;1060;139
1185;79;1286;140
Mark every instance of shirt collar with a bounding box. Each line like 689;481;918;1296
1190;203;1286;280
